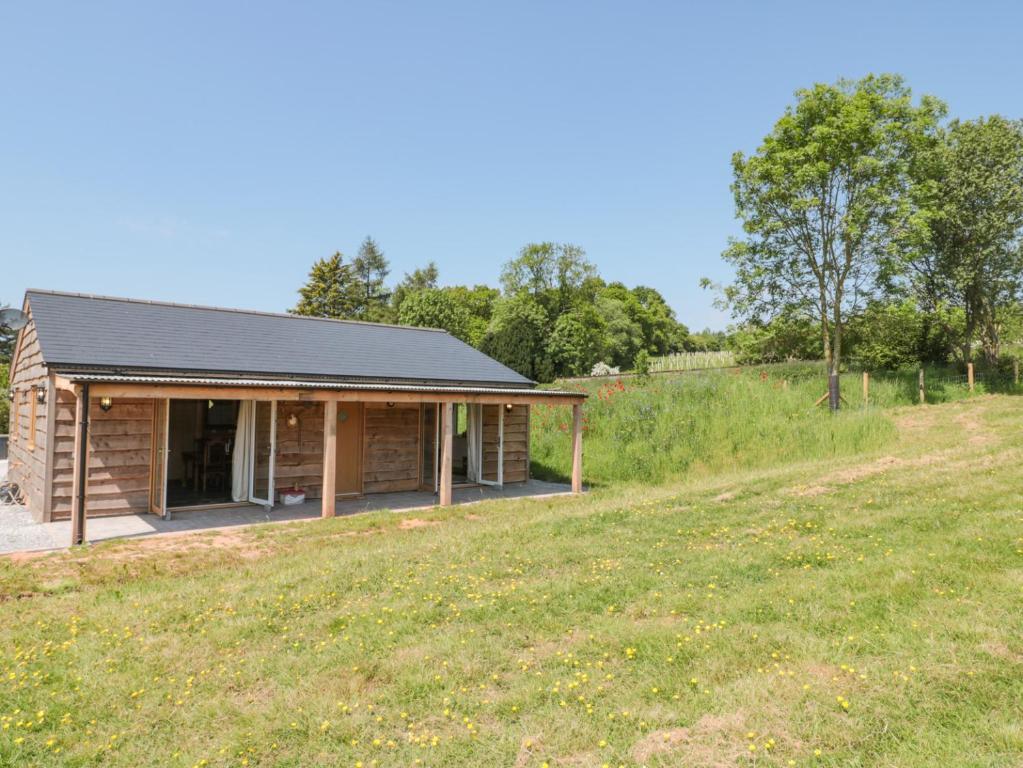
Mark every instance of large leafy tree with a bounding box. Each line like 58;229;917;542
291;251;363;318
908;116;1023;363
480;294;552;382
397;288;473;343
722;74;944;405
500;242;597;317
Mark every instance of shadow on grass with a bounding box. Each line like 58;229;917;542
529;459;608;490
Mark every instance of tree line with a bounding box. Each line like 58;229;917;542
715;73;1023;396
292;239;695;382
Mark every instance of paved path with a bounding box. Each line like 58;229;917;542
0;480;573;555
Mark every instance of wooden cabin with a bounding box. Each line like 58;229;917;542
6;290;585;542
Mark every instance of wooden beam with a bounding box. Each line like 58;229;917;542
321;400;337;517
70;385;88;546
571;403;583;494
439;402;453;506
82;382;585;406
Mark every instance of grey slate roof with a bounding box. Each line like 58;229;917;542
26;290;534;388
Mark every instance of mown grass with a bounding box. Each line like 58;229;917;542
2;395;1023;766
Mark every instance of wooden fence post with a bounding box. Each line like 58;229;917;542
918;368;925;404
967;362;974;392
862;371;869;406
1015;359;1020;386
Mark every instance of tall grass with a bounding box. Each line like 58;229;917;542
534;362;1023;486
532;367;895;486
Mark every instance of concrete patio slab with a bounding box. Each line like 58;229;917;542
0;479;573;555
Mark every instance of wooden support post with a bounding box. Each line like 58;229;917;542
967;362;974;392
70;384;89;546
1015;358;1020;386
571;403;583;494
321;400;337;517
918;368;925;404
439;402;453;506
862;371;869;406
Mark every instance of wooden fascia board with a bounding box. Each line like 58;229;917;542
81;383;585;406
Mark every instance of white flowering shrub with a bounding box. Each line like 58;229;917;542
590;362;620;377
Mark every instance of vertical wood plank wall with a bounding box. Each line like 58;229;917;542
362;404;420;493
6;311;50;519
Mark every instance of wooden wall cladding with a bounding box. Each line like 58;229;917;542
51;396;154;519
273;401;325;499
503;405;529;483
363;404;420;494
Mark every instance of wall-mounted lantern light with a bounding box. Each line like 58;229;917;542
287;413;298;428
35;387;46;405
99;396;113;412
386;401;395;408
505;403;514;412
6;389;13;402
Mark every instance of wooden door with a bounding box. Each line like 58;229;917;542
335;403;363;496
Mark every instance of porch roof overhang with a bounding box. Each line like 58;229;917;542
58;372;587;405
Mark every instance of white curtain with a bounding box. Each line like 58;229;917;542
231;400;254;502
466;404;480;483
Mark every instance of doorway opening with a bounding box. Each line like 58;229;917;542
166;399;240;508
157;398;276;512
420;403;503;492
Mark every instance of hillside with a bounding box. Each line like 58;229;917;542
2;395;1022;766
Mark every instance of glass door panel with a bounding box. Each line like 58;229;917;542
249;400;276;506
150;399;169;516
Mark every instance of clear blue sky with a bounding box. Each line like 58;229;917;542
2;1;1020;330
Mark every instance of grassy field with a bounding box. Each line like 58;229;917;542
2;394;1023;766
531;364;1023;486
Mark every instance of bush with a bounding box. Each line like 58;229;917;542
632;349;651;378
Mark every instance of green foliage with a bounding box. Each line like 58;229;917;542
500;242;597;317
908;115;1023;363
390;262;439;313
530;368;895;486
480;294;552;381
631;348;650;378
396;289;474;343
548;307;606;377
351;236;392;322
722;74;946;376
729;315;821;365
291;251;363;318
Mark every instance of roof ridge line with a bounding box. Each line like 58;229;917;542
24;288;450;333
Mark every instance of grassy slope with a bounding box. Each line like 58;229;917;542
2;400;1023;766
531;364;1020;487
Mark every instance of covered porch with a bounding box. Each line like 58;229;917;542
57;375;585;547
